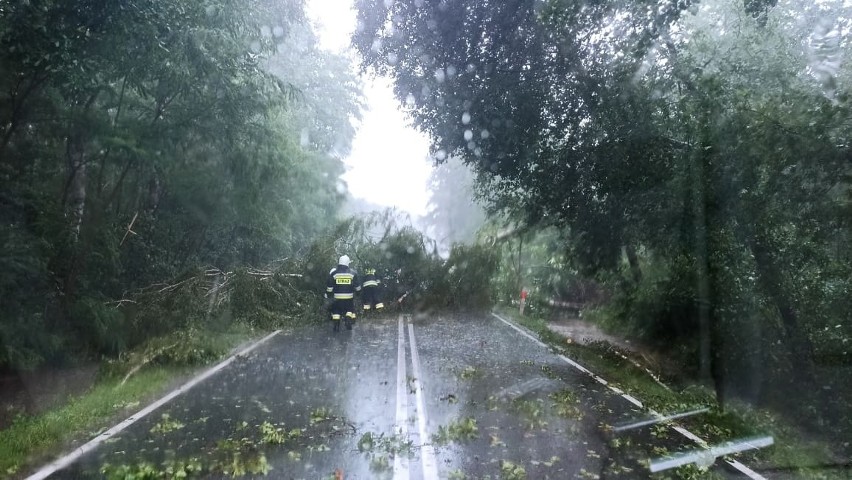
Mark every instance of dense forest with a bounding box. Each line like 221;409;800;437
354;0;851;443
0;0;363;370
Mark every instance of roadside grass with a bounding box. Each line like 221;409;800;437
496;307;845;479
0;328;257;477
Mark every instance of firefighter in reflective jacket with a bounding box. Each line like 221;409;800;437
326;255;360;331
361;268;384;312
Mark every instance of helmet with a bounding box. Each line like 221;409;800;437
338;255;351;267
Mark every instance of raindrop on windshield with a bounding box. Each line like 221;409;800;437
464;130;473;141
405;93;416;107
462;112;471;124
388;52;399;64
371;38;383;53
435;149;447;161
260;26;271;37
434;68;446;83
480;129;490;139
273;26;284;37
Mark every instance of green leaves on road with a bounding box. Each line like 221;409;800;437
432;417;480;446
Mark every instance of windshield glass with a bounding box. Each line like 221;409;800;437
1;0;850;479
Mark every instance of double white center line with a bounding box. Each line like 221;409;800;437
395;315;439;480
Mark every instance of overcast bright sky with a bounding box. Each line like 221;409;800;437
305;0;434;217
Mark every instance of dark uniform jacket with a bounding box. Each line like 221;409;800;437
326;265;360;300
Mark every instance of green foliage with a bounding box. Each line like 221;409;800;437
432;417;479;445
101;459;203;480
149;414;184;435
500;460;527;480
0;0;359;370
0;367;178;474
356;0;851;450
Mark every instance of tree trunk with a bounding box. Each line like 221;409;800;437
624;245;642;284
748;232;816;385
65;136;88;243
516;235;524;295
691;144;713;385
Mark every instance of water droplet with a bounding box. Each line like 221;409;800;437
406;246;415;254
462;112;471;124
300;128;310;147
405;93;415;107
474;147;482;157
414;0;424;7
434;68;446;83
421;85;431;97
205;5;217;16
435;149;447;161
273;26;285;37
277;43;286;54
336;182;347;194
467;141;476;150
249;41;261;53
371;38;383;52
446;65;457;77
464;130;473;141
480;129;490;139
383;0;394;8
466;63;476;73
387;52;399;64
260;26;271;37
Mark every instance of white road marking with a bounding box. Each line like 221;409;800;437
673;425;709;446
25;330;281;480
394;316;410;480
726;459;767;479
558;354;592;374
407;322;440;480
490;312;768;479
490;312;548;348
621;394;643;408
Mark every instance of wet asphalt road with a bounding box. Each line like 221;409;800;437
49;312;757;479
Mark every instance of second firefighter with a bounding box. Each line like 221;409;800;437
361;268;384;312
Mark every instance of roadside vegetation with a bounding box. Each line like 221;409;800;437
356;0;851;475
500;307;845;479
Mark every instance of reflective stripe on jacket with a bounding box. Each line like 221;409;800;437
326;265;360;299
